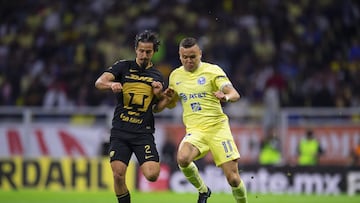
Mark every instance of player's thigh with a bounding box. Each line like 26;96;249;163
177;141;201;165
109;131;133;165
207;125;240;166
132;133;160;165
178;131;209;163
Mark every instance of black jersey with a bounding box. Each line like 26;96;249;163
105;60;165;134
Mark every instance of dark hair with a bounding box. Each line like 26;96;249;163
306;130;314;138
135;30;160;52
179;37;198;48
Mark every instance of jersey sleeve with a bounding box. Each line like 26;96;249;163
212;65;232;91
168;69;177;90
154;70;166;89
105;60;127;81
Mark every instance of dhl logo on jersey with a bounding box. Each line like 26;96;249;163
125;74;153;82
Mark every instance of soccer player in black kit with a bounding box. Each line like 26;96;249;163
95;30;168;203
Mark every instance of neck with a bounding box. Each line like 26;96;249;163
186;62;201;72
136;60;152;69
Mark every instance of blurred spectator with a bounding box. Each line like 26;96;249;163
297;129;324;166
259;128;282;166
262;67;286;131
252;28;276;64
22;77;46;106
43;79;71;109
0;0;359;110
350;140;360;166
348;37;360;62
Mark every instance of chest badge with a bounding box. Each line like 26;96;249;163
197;77;206;85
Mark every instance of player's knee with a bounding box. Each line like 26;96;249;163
143;169;160;182
142;164;160;182
177;155;191;167
226;173;241;187
113;171;126;183
145;173;159;182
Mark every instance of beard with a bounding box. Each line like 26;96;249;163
140;62;147;68
139;59;149;68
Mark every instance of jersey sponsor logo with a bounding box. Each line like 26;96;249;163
189;92;206;99
125;74;153;82
179;92;206;102
120;113;144;124
128;111;140;116
197;77;206;85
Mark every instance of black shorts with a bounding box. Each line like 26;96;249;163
109;128;159;165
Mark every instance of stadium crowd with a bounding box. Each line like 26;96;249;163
0;0;359;110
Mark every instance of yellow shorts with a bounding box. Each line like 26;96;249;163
181;121;240;166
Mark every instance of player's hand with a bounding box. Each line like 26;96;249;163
111;82;123;93
214;90;227;102
152;81;163;98
164;88;175;99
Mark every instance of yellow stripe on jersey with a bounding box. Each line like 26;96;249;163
169;62;232;129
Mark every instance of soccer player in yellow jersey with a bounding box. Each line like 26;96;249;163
159;37;248;203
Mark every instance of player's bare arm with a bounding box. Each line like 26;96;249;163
214;84;240;102
95;72;123;93
164;88;178;109
152;81;168;113
153;88;177;113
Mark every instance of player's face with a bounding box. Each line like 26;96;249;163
135;42;154;68
179;45;202;72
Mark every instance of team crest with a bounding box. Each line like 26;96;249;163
109;150;115;158
197;77;206;85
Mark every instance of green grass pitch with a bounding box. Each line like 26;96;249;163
0;190;359;203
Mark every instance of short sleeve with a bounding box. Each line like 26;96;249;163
105;60;127;81
212;65;232;91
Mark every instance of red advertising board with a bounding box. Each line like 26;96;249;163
161;124;360;165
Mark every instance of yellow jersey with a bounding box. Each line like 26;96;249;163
169;62;232;130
